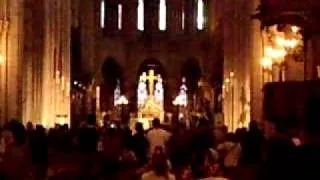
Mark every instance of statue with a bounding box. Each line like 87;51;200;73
114;79;121;106
154;75;164;106
137;73;148;108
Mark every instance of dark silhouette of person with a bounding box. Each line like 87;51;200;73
257;116;296;180
30;125;48;179
295;97;320;179
78;114;99;154
240;121;264;165
78;114;99;178
132;122;149;166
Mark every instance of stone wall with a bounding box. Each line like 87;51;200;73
77;0;220;113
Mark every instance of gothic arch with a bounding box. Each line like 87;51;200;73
181;57;202;93
101;57;123;110
136;58;169;110
137;58;167;79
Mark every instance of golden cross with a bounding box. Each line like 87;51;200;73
146;70;157;95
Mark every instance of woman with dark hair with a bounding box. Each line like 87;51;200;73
142;153;175;180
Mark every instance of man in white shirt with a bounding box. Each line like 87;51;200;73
147;118;171;155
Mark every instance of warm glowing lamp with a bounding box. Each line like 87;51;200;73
0;54;4;64
230;72;235;78
261;57;273;70
291;26;299;33
116;95;129;105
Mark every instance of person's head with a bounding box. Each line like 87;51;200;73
36;125;46;134
151;153;169;177
249;120;259;131
192;150;216;178
303;97;320;140
63;124;69;130
4;120;26;146
214;126;227;142
226;133;237;142
87;114;96;126
152;118;161;128
123;127;132;137
107;126;117;136
26;121;33;131
263;120;276;140
1;130;14;146
198;117;209;127
135;122;144;134
263;114;298;140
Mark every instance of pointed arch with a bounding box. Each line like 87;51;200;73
101;57;123;110
181;58;202;93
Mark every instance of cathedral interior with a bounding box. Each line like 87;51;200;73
1;0;318;131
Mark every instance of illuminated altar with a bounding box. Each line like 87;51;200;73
135;69;164;129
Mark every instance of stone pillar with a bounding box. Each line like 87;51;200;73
40;0;71;127
168;0;182;34
145;0;159;34
249;0;263;122
80;0;95;74
71;0;80;28
305;36;320;80
0;0;9;124
22;0;46;125
122;0;138;36
185;0;196;33
105;0;118;33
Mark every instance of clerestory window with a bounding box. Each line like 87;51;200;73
159;0;166;31
137;0;144;31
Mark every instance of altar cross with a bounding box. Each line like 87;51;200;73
141;70;158;95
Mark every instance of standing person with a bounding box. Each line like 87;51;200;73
146;118;171;156
29;125;48;179
132;122;149;166
78;114;99;178
295;98;320;179
257;116;296;180
78;114;99;153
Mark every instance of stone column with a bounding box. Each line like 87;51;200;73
22;0;45;125
185;0;196;33
0;0;9;124
80;0;95;74
249;0;263;122
305;35;320;80
168;0;182;34
122;0;138;36
40;0;71;127
105;0;118;33
145;0;159;34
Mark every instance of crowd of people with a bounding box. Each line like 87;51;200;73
0;98;320;180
